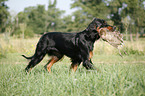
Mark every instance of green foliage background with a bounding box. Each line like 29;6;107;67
0;0;144;38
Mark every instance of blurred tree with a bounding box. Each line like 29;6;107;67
17;7;35;24
107;0;125;32
123;0;145;40
46;0;65;32
27;5;47;34
11;0;145;38
0;0;9;33
106;0;144;39
13;7;36;37
70;0;111;31
71;10;89;31
16;0;65;34
122;17;129;40
71;0;109;19
61;15;73;32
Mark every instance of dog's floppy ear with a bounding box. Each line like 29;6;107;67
96;27;106;36
86;18;102;31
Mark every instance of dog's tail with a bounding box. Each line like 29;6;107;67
22;55;33;60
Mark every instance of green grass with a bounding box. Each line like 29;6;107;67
0;36;145;95
0;53;145;96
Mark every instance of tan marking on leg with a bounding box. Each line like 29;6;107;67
70;64;78;72
89;51;101;72
46;57;58;72
89;51;93;60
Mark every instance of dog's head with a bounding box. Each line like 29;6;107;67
86;18;116;32
87;18;127;57
86;18;124;48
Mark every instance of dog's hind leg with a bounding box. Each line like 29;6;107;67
70;60;81;72
70;63;78;72
89;51;93;64
25;53;46;73
25;36;51;73
44;56;59;72
44;52;63;72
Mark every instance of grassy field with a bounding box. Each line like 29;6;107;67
0;36;145;96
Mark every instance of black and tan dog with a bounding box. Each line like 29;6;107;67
22;18;116;73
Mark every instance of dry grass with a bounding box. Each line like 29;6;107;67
0;33;145;57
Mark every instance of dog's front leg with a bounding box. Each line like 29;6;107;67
78;40;96;70
83;60;94;70
81;51;97;70
80;49;95;70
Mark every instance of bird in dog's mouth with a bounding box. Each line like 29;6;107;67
97;27;127;57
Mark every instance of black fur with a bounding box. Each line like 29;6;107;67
22;18;116;72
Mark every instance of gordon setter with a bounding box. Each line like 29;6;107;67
22;18;116;73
